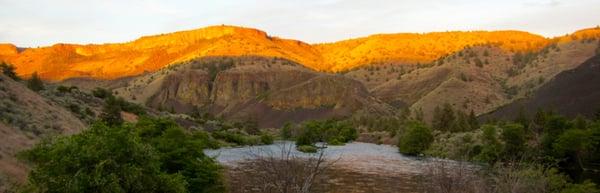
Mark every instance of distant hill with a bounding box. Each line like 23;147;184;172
1;25;598;123
3;25;590;81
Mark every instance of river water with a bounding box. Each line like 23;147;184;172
204;141;464;193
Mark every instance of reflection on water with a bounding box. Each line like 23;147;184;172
204;141;457;193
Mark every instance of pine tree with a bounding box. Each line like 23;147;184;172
468;110;479;131
452;111;469;132
100;96;124;126
433;103;457;132
27;72;44;91
432;106;442;129
439;103;456;132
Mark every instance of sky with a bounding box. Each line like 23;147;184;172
1;0;599;47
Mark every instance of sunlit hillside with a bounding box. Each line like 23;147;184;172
315;31;549;71
1;25;599;81
0;26;323;80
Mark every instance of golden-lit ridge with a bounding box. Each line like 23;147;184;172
1;25;599;81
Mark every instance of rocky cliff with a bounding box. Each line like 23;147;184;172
112;56;393;127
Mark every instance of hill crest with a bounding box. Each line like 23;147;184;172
1;25;599;81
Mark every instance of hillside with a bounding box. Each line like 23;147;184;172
1;25;599;124
315;30;548;71
0;26;323;81
108;56;394;127
0;74;87;186
3;25;590;81
369;38;600;121
484;54;600;120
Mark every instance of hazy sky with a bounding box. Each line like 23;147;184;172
1;0;599;47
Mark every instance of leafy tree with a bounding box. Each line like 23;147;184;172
475;125;502;163
553;129;593;170
501;123;527;159
280;122;293;140
295;124;319;147
467;110;479;131
0;61;20;80
99;96;123;126
134;118;225;193
398;121;434;155
541;114;573;156
27;72;45;92
19;123;187;193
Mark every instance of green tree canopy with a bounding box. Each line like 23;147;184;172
501;123;527;159
19;123;186;193
398;121;434;155
19;118;225;193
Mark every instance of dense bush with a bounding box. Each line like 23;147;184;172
295;119;357;148
91;87;111;99
211;129;261;146
260;133;274;145
19;118;225;193
134;118;225;193
397;121;434;155
19;123;187;193
296;145;318;153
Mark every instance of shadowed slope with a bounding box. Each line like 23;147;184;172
484;54;600;119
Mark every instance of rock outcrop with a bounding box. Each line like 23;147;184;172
113;56;393;127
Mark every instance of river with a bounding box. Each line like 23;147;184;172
204;141;470;193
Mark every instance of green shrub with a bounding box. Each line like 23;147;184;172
212;130;248;145
67;103;81;114
260;133;274;145
501;123;526;158
295;119;357;147
398;121;434;156
92;87;111;99
56;85;71;93
18;123;189;193
561;180;600;193
26;72;44;92
280;122;293;140
134;118;226;193
297;145;318;153
327;138;344;146
475;125;502;163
